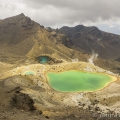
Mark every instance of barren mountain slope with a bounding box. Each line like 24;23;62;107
0;14;87;64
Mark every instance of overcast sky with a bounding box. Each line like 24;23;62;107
0;0;120;34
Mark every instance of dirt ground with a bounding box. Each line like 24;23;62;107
1;78;120;120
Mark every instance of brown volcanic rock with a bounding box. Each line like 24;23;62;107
0;14;88;64
11;89;35;111
58;25;120;60
0;13;39;57
0;13;38;44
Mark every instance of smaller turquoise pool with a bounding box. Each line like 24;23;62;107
24;71;35;75
37;56;50;64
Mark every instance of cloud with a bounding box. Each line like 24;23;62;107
0;0;120;28
109;25;115;28
97;24;120;35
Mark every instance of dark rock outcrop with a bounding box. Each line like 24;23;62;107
10;87;35;111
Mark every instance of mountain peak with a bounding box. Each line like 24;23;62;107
19;13;25;16
75;24;84;28
0;13;39;45
2;13;27;25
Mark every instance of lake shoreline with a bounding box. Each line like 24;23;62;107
46;70;118;93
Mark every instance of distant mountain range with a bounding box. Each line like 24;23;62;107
0;13;120;73
58;25;120;60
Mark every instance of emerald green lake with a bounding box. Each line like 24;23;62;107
47;71;113;92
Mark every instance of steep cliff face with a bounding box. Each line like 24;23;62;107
59;25;120;60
